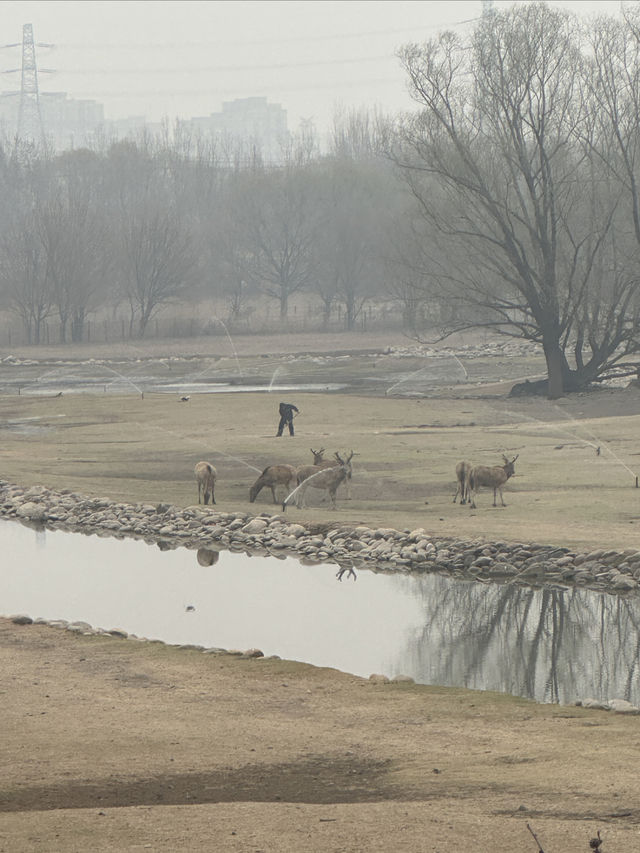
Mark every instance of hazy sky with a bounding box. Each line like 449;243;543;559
0;1;624;134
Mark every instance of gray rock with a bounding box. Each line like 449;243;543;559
608;698;640;714
579;698;610;711
242;518;268;534
10;614;33;625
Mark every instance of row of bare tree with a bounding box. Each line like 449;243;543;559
0;123;413;344
3;2;640;397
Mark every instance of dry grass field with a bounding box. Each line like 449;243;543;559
2;332;640;852
0;331;639;550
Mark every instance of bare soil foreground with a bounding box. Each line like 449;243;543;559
2;332;640;852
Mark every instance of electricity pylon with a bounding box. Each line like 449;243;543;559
17;23;45;147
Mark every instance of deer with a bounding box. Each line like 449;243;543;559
194;461;217;505
309;447;353;499
249;464;297;504
468;455;519;509
453;460;472;504
286;451;354;511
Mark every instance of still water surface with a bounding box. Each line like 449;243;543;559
3;519;640;705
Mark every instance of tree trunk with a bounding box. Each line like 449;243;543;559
279;291;288;320
543;340;565;399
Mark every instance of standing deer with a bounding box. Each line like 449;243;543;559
249;464;297;504
453;460;472;504
287;451;354;510
468;455;518;508
194;461;217;505
309;447;353;499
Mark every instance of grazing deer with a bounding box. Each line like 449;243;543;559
249;464;297;504
468;455;519;508
453;460;472;504
309;447;353;499
288;451;354;510
194;461;217;505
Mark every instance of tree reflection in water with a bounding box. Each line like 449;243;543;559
401;576;640;704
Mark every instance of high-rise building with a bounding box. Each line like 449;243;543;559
191;96;289;163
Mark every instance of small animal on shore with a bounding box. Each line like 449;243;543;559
194;461;217;505
249;464;297;504
453;460;472;504
468;455;518;509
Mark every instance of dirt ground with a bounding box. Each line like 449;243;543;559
2;331;640;852
2;617;639;853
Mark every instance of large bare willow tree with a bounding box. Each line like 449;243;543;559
395;2;640;398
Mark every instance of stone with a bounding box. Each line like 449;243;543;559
16;502;47;522
579;698;610;711
242;519;268;534
608;698;640;714
241;648;264;658
10;614;33;625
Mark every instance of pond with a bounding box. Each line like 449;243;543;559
3;518;640;706
0;350;480;398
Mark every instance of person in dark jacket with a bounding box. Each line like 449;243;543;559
276;402;299;436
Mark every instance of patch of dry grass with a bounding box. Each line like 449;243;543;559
1;381;640;551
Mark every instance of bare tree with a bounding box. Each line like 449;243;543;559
102;140;200;337
37;154;112;342
234;165;321;321
117;202;198;337
0;207;54;344
316;154;388;330
395;3;631;397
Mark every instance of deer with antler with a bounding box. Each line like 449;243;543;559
288;451;354;510
308;447;353;499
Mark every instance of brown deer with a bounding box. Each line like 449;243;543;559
453;460;472;504
288;451;354;510
468;455;518;508
308;447;353;499
194;461;217;505
249;464;297;504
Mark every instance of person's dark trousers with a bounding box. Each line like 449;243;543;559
277;416;294;436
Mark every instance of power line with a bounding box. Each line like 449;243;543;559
54;17;480;50
52;75;409;101
50;53;401;75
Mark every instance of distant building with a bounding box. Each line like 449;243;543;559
103;115;149;140
0;90;290;159
40;92;104;149
190;97;289;163
0;89;104;149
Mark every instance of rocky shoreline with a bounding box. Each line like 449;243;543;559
4;479;640;712
2;479;640;596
